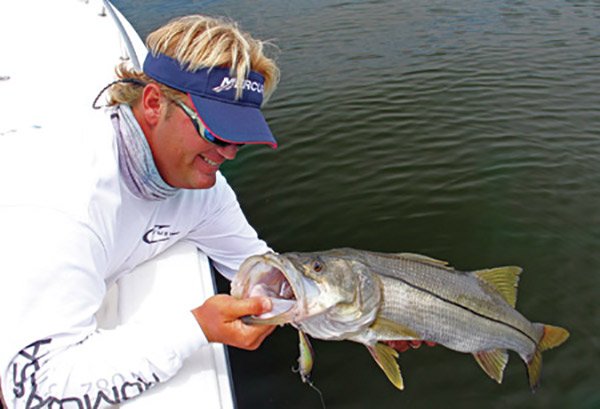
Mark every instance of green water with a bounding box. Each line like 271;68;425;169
115;1;600;407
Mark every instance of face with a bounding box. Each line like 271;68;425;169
138;87;240;189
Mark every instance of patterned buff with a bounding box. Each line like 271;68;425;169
111;104;178;200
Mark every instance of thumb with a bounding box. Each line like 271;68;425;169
230;296;272;318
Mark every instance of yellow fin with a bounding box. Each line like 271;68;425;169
370;317;420;339
526;348;543;391
367;343;404;390
474;266;522;307
524;324;569;391
473;349;509;384
538;324;570;351
525;324;569;391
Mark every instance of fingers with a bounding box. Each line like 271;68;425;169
225;296;272;319
384;340;436;353
192;294;276;350
388;341;410;352
409;340;421;349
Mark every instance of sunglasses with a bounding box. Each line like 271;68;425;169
174;100;239;148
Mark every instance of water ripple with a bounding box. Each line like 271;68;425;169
116;0;600;407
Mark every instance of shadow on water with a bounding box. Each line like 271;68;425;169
116;0;600;407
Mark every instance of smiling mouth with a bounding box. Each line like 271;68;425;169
200;155;219;167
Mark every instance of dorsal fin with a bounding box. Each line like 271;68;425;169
396;253;452;269
473;266;522;307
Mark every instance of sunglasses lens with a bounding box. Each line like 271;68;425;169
202;128;215;142
176;100;241;148
203;128;228;147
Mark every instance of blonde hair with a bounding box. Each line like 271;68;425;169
107;15;279;106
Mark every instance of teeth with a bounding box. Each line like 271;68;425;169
201;155;218;166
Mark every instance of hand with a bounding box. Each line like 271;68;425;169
192;294;275;350
384;340;436;353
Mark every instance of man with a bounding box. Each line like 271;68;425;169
0;11;429;409
0;14;277;408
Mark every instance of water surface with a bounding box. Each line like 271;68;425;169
114;1;600;408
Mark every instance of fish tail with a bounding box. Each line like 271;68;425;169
526;323;570;391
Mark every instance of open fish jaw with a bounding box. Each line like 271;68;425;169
231;254;309;323
232;253;352;325
232;255;295;297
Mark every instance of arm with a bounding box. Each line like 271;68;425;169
185;173;277;348
186;173;271;280
3;315;204;408
0;209;207;408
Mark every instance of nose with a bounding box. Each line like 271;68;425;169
216;144;240;160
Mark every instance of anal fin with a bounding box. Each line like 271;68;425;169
367;342;404;390
473;349;509;384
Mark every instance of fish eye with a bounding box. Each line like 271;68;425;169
312;260;323;272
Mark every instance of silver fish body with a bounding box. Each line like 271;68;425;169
231;249;569;390
352;251;536;355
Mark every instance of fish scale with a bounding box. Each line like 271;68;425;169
351;251;535;340
377;275;536;356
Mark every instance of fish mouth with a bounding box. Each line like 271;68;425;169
231;253;306;325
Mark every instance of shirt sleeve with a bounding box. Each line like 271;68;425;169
186;172;271;280
0;207;206;408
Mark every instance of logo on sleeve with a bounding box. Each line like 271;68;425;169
142;225;180;244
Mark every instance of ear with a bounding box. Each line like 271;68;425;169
139;83;165;127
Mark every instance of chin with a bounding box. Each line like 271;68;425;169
189;175;217;190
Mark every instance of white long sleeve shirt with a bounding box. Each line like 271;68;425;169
0;106;269;408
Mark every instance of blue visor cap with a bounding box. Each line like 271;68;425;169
143;53;277;148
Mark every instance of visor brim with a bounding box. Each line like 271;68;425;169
190;95;277;148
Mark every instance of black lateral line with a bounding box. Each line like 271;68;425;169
397;277;538;346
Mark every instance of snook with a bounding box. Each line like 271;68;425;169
230;249;569;390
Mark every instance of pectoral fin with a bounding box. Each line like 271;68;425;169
367;342;404;390
370;317;420;340
473;349;509;384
